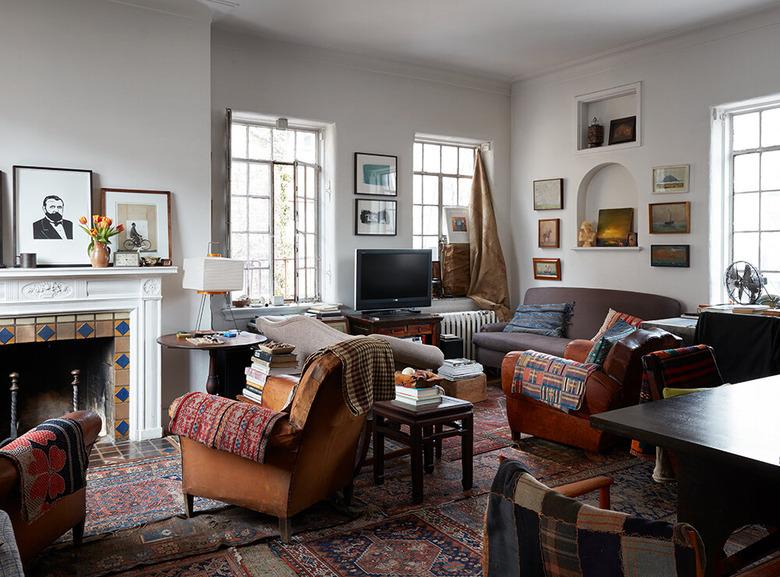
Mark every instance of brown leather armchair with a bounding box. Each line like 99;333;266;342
173;350;365;542
0;410;101;565
501;328;681;452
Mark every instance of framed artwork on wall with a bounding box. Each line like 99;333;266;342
596;208;634;247
13;165;93;266
354;152;397;196
355;198;397;236
532;257;561;280
533;178;563;210
443;206;469;244
101;188;172;260
608;116;637;145
537;218;560;248
649;201;690;234
653;164;690;194
651;244;690;267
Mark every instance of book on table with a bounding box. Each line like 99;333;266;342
394;385;442;407
242;387;263;403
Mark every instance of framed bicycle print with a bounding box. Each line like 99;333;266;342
101;188;171;260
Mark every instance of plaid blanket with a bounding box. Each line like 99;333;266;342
169;392;284;464
0;418;89;523
484;459;705;577
302;337;394;416
512;350;599;412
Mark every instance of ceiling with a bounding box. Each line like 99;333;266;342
208;0;780;81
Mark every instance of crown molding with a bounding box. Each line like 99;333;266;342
108;0;212;22
513;3;780;86
211;26;511;97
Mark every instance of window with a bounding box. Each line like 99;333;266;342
728;104;780;295
412;140;476;258
229;121;320;302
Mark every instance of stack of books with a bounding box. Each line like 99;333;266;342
394;385;442;407
305;303;344;320
242;342;298;403
438;358;484;381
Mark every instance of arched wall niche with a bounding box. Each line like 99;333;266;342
575;162;639;245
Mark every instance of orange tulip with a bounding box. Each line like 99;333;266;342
79;216;88;225
89;229;97;237
92;215;100;223
116;223;125;233
105;217;112;226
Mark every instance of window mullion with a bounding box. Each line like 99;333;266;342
293;160;299;303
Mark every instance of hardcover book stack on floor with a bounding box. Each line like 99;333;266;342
243;341;298;403
438;358;483;381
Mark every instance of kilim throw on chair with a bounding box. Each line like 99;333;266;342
512;350;599;413
169;392;284;464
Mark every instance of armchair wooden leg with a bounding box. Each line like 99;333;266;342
279;517;292;543
183;493;194;518
73;518;85;547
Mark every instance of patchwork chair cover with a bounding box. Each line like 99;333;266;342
483;459;706;577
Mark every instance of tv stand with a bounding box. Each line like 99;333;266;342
359;308;421;317
346;312;442;347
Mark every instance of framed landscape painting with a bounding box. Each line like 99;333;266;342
596;208;634;247
533;178;563;210
651;244;690;267
355;153;397;196
649;201;690;234
653;165;690;194
13;165;93;266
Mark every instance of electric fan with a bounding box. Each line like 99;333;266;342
724;261;765;304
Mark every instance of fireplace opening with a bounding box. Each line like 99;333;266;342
0;338;114;442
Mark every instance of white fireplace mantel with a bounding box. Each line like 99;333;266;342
0;266;178;440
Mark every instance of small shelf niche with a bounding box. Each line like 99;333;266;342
575;162;640;250
576;82;641;153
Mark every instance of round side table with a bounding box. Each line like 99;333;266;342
157;331;267;395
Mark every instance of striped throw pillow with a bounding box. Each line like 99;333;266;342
591;308;644;341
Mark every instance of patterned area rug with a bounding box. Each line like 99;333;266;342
84;455;224;536
34;385;694;577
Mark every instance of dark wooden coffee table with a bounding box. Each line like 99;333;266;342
373;395;473;504
591;376;780;577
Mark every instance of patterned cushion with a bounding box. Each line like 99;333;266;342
592;308;644;341
513;350;599;412
504;303;575;338
483;459;705;577
585;320;638;366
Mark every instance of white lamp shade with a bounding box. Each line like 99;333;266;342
183;257;245;292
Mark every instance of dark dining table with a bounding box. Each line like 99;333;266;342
591;375;780;577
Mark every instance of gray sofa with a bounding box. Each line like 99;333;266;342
473;286;682;370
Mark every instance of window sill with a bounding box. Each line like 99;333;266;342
219;303;312;321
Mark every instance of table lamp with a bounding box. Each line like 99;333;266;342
183;254;245;331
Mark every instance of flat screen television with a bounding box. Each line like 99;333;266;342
355;249;432;312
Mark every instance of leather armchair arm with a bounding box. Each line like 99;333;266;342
481;322;508;332
501;351;523;397
267;415;302;450
261;375;299;413
61;410;102;449
581;371;623;415
564;339;595;362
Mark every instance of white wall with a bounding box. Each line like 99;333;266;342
0;0;212;414
211;30;513;308
510;7;780;311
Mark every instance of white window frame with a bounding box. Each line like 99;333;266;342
228;119;321;303
412;137;479;258
712;95;780;303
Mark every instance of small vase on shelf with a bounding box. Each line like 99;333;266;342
79;215;124;268
89;242;110;268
